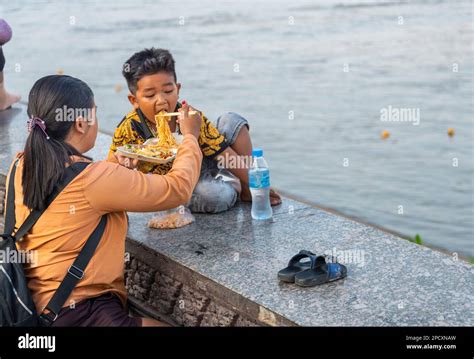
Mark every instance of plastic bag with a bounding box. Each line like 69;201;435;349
148;205;195;229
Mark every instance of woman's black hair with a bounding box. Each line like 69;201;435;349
23;75;94;211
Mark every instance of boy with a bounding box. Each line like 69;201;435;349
108;48;281;213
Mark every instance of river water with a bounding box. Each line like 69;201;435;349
1;0;473;256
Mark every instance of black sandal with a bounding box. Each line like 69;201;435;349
294;257;347;287
277;250;315;283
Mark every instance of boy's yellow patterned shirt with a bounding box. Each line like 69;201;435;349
109;107;228;174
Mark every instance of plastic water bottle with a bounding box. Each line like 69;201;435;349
249;148;273;220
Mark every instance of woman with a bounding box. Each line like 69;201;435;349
6;74;203;326
0;19;21;110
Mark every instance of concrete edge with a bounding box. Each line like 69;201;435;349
125;237;298;327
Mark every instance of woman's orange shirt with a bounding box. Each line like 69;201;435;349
6;135;202;313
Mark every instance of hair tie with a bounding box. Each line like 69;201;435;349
27;117;50;140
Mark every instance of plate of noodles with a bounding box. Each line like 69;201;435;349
116;111;180;164
116;144;177;164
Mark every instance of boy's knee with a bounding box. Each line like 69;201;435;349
188;180;237;214
216;112;249;146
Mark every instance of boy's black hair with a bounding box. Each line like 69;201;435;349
122;48;177;94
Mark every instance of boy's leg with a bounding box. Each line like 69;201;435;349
187;158;238;214
0;46;21;111
215;112;281;206
217;113;252;202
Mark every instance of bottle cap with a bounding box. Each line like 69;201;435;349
252;148;263;157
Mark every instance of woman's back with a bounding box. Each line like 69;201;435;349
9;138;202;314
11;155;127;313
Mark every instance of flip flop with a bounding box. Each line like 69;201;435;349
294;257;347;287
277;250;316;283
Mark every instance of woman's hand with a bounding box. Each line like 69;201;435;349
177;100;202;139
114;152;139;170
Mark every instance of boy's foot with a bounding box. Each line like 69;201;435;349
0;91;21;111
269;188;282;206
241;188;282;206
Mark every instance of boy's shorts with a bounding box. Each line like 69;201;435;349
187;112;249;214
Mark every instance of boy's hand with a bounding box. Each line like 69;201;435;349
177;100;202;139
114;152;139;170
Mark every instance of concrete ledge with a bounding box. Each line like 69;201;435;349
124;205;473;327
1;105;473;326
124;239;285;326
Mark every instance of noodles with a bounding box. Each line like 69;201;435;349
116;110;179;164
120;144;176;162
154;111;178;148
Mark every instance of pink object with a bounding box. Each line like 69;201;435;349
0;19;12;45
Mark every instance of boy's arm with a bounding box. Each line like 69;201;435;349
215;147;250;191
198;114;249;189
198;114;229;158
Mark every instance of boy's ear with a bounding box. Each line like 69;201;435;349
128;93;139;109
177;83;181;96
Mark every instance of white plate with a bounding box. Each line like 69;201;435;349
116;145;177;164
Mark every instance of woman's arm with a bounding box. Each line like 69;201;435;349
85;103;203;213
84;134;202;213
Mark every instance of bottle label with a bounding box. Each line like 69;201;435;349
249;169;270;188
